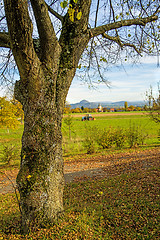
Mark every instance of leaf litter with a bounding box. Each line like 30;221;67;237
0;148;159;239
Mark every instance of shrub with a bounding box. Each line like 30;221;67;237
83;125;98;154
126;122;148;148
83;135;95;154
113;128;126;149
157;129;160;141
0;144;19;165
96;127;115;149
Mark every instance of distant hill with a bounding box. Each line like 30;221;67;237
70;100;145;109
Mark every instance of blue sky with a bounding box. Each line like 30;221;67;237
66;56;160;103
0;1;159;104
0;56;159;104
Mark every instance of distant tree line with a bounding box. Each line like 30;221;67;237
1;96;159;129
64;104;146;114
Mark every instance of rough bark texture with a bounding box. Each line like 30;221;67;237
2;0;159;233
3;0;91;233
15;71;64;231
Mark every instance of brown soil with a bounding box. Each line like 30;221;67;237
0;148;159;194
64;112;148;118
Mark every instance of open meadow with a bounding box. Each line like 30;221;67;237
62;111;160;157
0;111;160;167
0;111;160;239
65;111;159;142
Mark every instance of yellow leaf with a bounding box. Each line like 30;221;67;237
68;6;75;22
77;11;82;20
69;9;75;22
27;175;31;179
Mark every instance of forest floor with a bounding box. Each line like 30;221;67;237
0;148;159;194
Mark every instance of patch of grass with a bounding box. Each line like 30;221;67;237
0;125;23;167
62;113;160;155
0;167;159;239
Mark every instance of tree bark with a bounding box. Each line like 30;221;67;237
14;67;64;232
3;0;90;232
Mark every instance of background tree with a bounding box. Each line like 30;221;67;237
136;106;142;111
64;101;71;114
0;0;159;232
92;108;97;112
103;107;109;112
11;97;24;124
63;113;74;139
124;101;128;111
128;105;135;111
81;106;84;111
0;97;20;131
83;107;90;113
72;107;82;113
146;84;160;123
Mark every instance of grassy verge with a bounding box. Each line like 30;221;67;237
0;166;159;239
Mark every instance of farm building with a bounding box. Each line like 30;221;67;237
96;104;103;112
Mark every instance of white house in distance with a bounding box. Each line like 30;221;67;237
96;104;103;112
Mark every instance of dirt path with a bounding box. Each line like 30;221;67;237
64;112;148;118
0;148;159;194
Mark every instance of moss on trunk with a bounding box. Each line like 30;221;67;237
16;96;64;232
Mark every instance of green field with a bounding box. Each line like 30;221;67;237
62;112;160;155
66;112;159;140
0;112;160;166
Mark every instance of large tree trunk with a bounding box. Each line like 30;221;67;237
15;71;65;232
4;0;91;233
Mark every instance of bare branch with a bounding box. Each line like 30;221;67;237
88;0;100;69
46;3;63;22
30;0;61;59
154;5;160;15
0;32;10;48
3;0;36;78
94;0;100;27
90;15;158;38
0;16;6;22
102;33;142;56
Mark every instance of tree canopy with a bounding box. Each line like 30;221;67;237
0;0;159;86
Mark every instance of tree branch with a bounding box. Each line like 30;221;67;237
46;3;63;22
0;32;10;48
30;0;61;60
89;15;158;38
4;0;36;78
57;0;92;105
102;33;142;56
88;0;100;69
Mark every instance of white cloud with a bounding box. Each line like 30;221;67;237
0;86;7;97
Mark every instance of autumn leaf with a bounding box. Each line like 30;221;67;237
60;0;68;9
77;11;82;20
